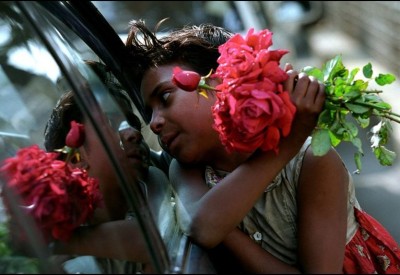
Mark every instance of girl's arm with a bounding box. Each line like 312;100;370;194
219;147;348;274
297;147;348;273
52;220;152;263
220;229;301;274
53;166;172;264
171;71;326;248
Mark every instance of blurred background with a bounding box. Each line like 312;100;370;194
92;1;400;242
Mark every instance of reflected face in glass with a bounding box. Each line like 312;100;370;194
77;120;119;186
118;120;151;179
76;111;151;182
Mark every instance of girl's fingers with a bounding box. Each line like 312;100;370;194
283;69;299;95
292;75;326;113
292;73;310;98
314;83;326;109
284;63;293;72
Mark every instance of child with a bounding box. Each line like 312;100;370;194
125;21;400;273
43;61;174;273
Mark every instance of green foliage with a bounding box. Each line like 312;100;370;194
0;222;40;274
303;55;399;173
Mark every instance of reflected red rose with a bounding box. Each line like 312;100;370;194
66;121;85;148
0;145;102;242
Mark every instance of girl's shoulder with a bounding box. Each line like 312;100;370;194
265;137;312;192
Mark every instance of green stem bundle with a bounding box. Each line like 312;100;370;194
302;55;398;172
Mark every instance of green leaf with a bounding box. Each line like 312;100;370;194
317;109;334;128
342;90;361;101
374;101;392;111
352;79;369;91
375;73;396;86
354;116;370;128
354;152;363;173
347;67;360;84
351;137;363;154
362;62;373;78
302;55;400;170
323;55;344;82
373;146;396;166
302;66;323;81
329;131;342;147
311;129;331;156
344;121;359;136
345;103;370;114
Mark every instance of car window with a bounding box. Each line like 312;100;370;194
0;2;183;273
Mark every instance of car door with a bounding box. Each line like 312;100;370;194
0;1;217;273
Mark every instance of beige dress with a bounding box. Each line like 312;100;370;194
205;137;361;265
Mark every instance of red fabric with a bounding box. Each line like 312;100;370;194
343;208;400;274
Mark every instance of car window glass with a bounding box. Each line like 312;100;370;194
0;2;176;273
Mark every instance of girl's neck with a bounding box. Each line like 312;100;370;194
209;150;251;172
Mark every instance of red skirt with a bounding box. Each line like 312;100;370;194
343;208;400;274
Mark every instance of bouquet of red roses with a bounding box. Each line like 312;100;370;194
172;28;399;172
173;29;295;154
0;121;102;242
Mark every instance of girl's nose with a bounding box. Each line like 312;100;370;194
118;121;143;145
120;127;143;144
149;111;164;135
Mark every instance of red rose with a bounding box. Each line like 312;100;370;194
66;121;85;148
170;28;296;154
172;66;201;91
212;28;295;154
0;145;102;242
213;82;295;154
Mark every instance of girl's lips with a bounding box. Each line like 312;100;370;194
125;147;146;161
160;132;178;149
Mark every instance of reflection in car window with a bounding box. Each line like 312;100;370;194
0;2;177;273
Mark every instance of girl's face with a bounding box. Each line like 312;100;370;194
118;120;151;178
141;64;223;164
77;114;150;183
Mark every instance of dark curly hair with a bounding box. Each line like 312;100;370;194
125;20;234;88
44;61;138;153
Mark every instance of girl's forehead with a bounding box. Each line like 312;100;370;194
141;65;175;94
146;65;174;79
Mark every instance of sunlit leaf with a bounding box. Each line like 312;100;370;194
311;129;331;156
329;130;341;147
375;73;396;86
302;66;323;81
374;146;396;166
347;67;360;83
362;62;373;78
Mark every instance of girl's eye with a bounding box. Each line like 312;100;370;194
161;91;170;103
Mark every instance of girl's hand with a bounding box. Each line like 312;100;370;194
284;64;325;137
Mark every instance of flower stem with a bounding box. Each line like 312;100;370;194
199;83;218;91
381;114;400;124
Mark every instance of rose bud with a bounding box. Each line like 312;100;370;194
66;121;85;148
172;66;201;91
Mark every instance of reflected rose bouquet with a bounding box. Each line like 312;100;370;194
172;28;399;171
0;121;102;242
